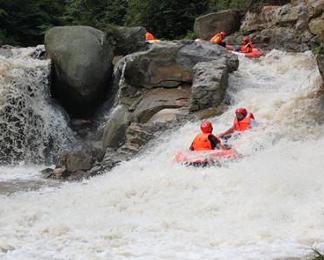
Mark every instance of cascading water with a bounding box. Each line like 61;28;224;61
0;47;75;165
1;50;324;259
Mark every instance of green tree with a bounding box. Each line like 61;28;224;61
63;0;128;29
0;0;65;46
127;0;208;39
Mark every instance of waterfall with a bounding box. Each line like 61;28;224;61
0;47;75;164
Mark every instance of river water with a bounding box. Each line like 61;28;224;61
0;49;324;259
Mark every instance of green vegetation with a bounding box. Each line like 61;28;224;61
1;0;253;46
208;0;249;12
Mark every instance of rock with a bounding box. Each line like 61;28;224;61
194;10;241;41
133;87;191;123
307;0;324;18
102;105;131;149
45;26;114;117
52;166;68;178
241;6;279;34
112;26;147;56
148;108;189;123
31;45;46;60
309;14;324;42
40;167;54;178
275;3;307;27
317;54;324;80
190;60;228;112
59;150;93;172
117;41;238;94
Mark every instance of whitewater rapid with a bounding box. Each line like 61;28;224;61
1;50;324;259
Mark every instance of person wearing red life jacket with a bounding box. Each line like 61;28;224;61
190;121;228;151
145;32;156;41
240;36;254;53
218;108;256;138
210;32;226;47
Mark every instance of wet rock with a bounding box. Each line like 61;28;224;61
133;88;191;123
45;26;114;117
190;60;228;112
317;54;324;80
52;166;68;179
40;167;54;178
59;150;93;172
194;10;241;40
102;105;131;149
31;45;46;60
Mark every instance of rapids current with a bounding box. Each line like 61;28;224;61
1;50;324;259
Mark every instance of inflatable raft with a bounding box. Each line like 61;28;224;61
226;45;264;59
174;148;239;167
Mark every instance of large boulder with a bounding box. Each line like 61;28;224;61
112;26;147;56
194;10;241;41
45;26;114;117
117;41;238;94
190;60;228;112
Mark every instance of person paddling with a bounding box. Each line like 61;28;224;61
190;121;228;151
218;108;256;138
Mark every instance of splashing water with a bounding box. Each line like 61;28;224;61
0;47;75;164
1;50;324;259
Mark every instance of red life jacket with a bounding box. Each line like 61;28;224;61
191;133;217;151
233;113;255;132
241;42;254;53
210;33;223;44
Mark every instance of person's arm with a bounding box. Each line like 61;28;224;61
208;135;230;150
218;126;235;138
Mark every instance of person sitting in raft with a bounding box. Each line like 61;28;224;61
190;121;229;151
218;108;256;138
145;32;158;43
210;32;226;47
240;36;254;53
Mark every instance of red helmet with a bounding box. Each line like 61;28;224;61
220;32;226;37
200;121;213;133
235;108;247;117
243;36;251;43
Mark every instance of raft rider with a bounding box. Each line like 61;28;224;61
240;36;254;53
218;108;256;138
210;32;226;47
190;121;229;151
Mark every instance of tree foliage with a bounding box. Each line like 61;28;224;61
1;0;253;46
0;0;64;46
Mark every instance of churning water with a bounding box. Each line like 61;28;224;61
0;47;74;164
1;50;324;259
